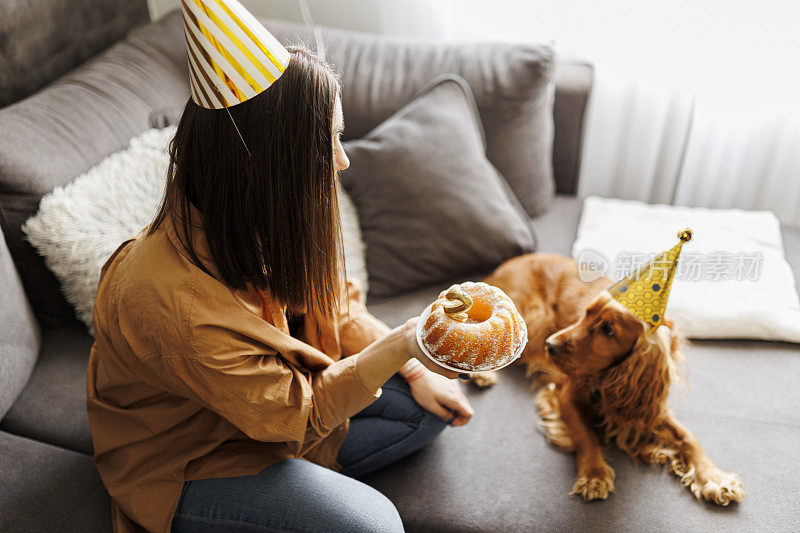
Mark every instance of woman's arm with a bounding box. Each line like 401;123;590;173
354;323;411;391
149;349;375;444
145;318;457;448
337;278;430;380
337;281;474;425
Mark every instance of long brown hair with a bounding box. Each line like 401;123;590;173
149;47;345;324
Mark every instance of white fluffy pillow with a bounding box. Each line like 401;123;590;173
573;196;800;342
22;127;369;334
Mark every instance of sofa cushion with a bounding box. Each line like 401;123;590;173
0;12;190;328
263;18;556;217
573;197;800;342
0;323;94;454
342;75;535;298
0;431;110;532
0;225;41;419
671;338;800;427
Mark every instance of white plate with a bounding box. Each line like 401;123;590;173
415;302;528;374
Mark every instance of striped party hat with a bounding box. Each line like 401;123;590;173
608;229;692;331
181;0;291;109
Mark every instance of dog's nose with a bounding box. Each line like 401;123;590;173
546;340;564;357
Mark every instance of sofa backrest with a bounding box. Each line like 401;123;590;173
265;19;558;216
0;0;150;108
263;20;592;199
0;7;593;330
0;12;191;328
552;61;593;196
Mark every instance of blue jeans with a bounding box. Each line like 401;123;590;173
171;373;449;532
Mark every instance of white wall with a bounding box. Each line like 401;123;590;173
438;0;800;109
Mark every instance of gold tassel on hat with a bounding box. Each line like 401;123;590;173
608;229;692;330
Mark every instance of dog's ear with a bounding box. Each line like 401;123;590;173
598;329;672;428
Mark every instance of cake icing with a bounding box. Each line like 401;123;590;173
420;281;526;371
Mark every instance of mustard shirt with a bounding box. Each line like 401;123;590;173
86;202;391;532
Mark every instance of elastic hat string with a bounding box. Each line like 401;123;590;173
226;107;252;157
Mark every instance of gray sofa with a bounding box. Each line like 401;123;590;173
1;1;799;532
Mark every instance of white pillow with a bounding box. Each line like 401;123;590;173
572;196;800;342
22;127;369;335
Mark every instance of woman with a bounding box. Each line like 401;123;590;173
86;42;474;533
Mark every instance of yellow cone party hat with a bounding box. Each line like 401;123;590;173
608;229;692;331
181;0;291;109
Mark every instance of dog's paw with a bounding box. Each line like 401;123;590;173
571;464;616;501
535;383;575;451
677;464;745;506
470;371;498;388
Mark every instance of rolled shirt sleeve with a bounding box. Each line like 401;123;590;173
338;278;392;357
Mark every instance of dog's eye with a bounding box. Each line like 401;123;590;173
600;322;614;337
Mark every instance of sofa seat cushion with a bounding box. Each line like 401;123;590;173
0;431;110;532
0;323;94;454
365;270;800;532
528;194;586;255
361;363;800;532
671;338;800;426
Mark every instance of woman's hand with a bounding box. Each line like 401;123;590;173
400;317;475;426
408;371;474;426
400;317;459;378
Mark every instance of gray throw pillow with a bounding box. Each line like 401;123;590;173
341;75;536;299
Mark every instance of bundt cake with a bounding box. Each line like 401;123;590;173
418;281;527;372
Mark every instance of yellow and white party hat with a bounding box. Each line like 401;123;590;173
181;0;291;109
608;229;692;331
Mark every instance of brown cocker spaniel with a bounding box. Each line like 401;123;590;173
475;253;744;505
